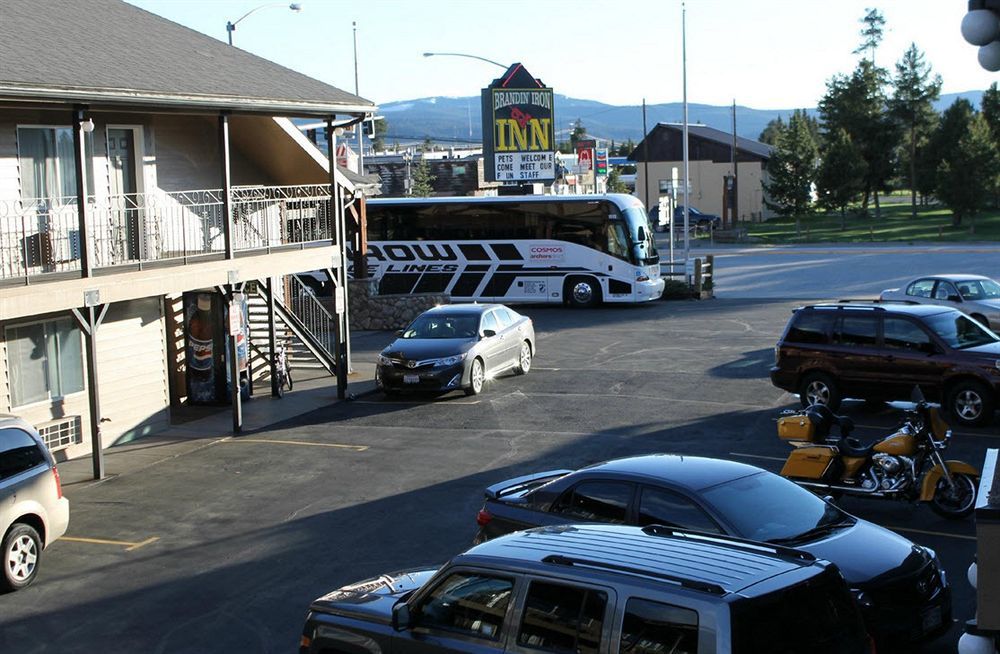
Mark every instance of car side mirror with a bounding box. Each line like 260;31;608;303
392;603;411;631
482;329;496;338
910;385;926;404
947;295;961;303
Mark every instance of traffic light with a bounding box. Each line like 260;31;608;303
961;0;1000;71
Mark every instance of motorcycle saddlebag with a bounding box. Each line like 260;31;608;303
781;446;837;479
778;413;819;442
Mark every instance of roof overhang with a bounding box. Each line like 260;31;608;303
0;84;376;118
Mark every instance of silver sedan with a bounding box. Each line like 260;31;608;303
880;274;1000;331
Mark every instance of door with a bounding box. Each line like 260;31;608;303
491;308;521;367
507;579;610;654
395;569;516;654
880;315;944;400
830;314;883;396
479;311;506;370
107;128;141;261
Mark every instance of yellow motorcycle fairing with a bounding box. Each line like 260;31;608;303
918;460;980;501
873;431;916;456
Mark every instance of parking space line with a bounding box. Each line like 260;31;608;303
353;399;482;406
729;452;786;462
887;526;976;541
61;536;160;551
226;438;368;451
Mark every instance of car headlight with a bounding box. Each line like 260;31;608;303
435;353;468;367
377;354;393;366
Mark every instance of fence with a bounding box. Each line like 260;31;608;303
0;184;336;283
660;254;714;296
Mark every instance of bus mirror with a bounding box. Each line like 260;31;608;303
637;226;647;243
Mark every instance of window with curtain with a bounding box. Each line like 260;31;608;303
6;318;84;407
17;126;95;203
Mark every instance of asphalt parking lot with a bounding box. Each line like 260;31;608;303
2;296;994;653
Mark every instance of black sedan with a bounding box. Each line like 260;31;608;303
375;304;535;396
473;454;950;646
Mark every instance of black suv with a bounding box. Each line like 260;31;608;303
770;303;1000;427
301;524;872;654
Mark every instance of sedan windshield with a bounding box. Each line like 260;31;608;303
701;472;851;543
923;312;999;349
401;314;480;339
957;278;1000;300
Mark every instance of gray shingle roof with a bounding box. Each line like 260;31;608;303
665;123;773;159
0;0;374;116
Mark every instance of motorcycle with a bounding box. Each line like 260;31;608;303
777;388;979;519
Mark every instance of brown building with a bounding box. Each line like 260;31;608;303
630;123;773;222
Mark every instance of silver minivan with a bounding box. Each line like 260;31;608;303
1;415;70;591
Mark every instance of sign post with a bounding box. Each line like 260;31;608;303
481;64;556;188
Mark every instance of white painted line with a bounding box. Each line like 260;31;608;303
227;438;368;451
62;536;160;551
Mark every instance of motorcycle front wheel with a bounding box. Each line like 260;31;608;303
930;473;977;519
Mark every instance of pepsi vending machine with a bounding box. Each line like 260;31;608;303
184;291;249;404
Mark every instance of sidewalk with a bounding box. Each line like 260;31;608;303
58;330;390;488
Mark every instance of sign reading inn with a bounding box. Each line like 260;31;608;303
481;64;555;183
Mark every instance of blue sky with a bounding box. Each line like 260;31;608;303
127;0;996;110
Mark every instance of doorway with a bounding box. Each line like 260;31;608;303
107;127;143;262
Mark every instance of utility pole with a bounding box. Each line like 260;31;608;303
353;21;365;174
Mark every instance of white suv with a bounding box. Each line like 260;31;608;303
1;415;70;591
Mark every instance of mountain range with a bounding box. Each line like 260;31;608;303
377;91;986;147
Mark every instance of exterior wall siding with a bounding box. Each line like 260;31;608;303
636;160;768;221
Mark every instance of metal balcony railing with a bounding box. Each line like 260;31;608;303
0;184;336;282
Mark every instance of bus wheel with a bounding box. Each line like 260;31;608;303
565;276;601;308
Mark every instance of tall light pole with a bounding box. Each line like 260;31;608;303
422;52;507;70
682;1;691;262
226;3;302;46
353;21;366;172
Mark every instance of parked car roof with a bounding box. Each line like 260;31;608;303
803;303;955;317
464;523;812;595
579;454;761;491
422;303;506;315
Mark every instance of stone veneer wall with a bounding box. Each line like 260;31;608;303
347;278;450;330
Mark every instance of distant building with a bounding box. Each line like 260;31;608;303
365;151;500;197
630;123;773;222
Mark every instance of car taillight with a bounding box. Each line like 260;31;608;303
52;466;63;499
476;509;493;527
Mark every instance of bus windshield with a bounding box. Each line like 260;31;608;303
623;206;659;266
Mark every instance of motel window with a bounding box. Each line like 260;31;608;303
17;126;95;203
5;318;84;407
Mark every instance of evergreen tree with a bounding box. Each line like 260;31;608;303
759;117;785;145
606;167;629;193
854;8;886;65
763;110;818;235
819;59;897;219
920;99;976;204
937;113;1000;229
410;158;435;197
982;83;1000;207
371;118;389;152
817;128;865;230
890;43;941;218
570;120;587;150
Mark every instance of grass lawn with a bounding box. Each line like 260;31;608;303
746;203;1000;244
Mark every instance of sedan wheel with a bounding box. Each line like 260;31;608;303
515;341;532;375
2;524;41;591
465;358;485;396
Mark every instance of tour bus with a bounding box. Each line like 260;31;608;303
356;194;664;307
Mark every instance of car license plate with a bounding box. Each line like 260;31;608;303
403;374;419;384
922;606;941;633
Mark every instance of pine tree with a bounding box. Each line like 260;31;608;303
920;99;976;204
606;167;629;193
763;110;818;235
410;158;435;197
890;43;941;218
759;117;785;145
936;113;999;229
854;8;886;65
982;83;1000;207
817;128;865;229
819;59;897;219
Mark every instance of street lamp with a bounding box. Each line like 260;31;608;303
422;52;507;70
226;3;302;46
961;0;1000;71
